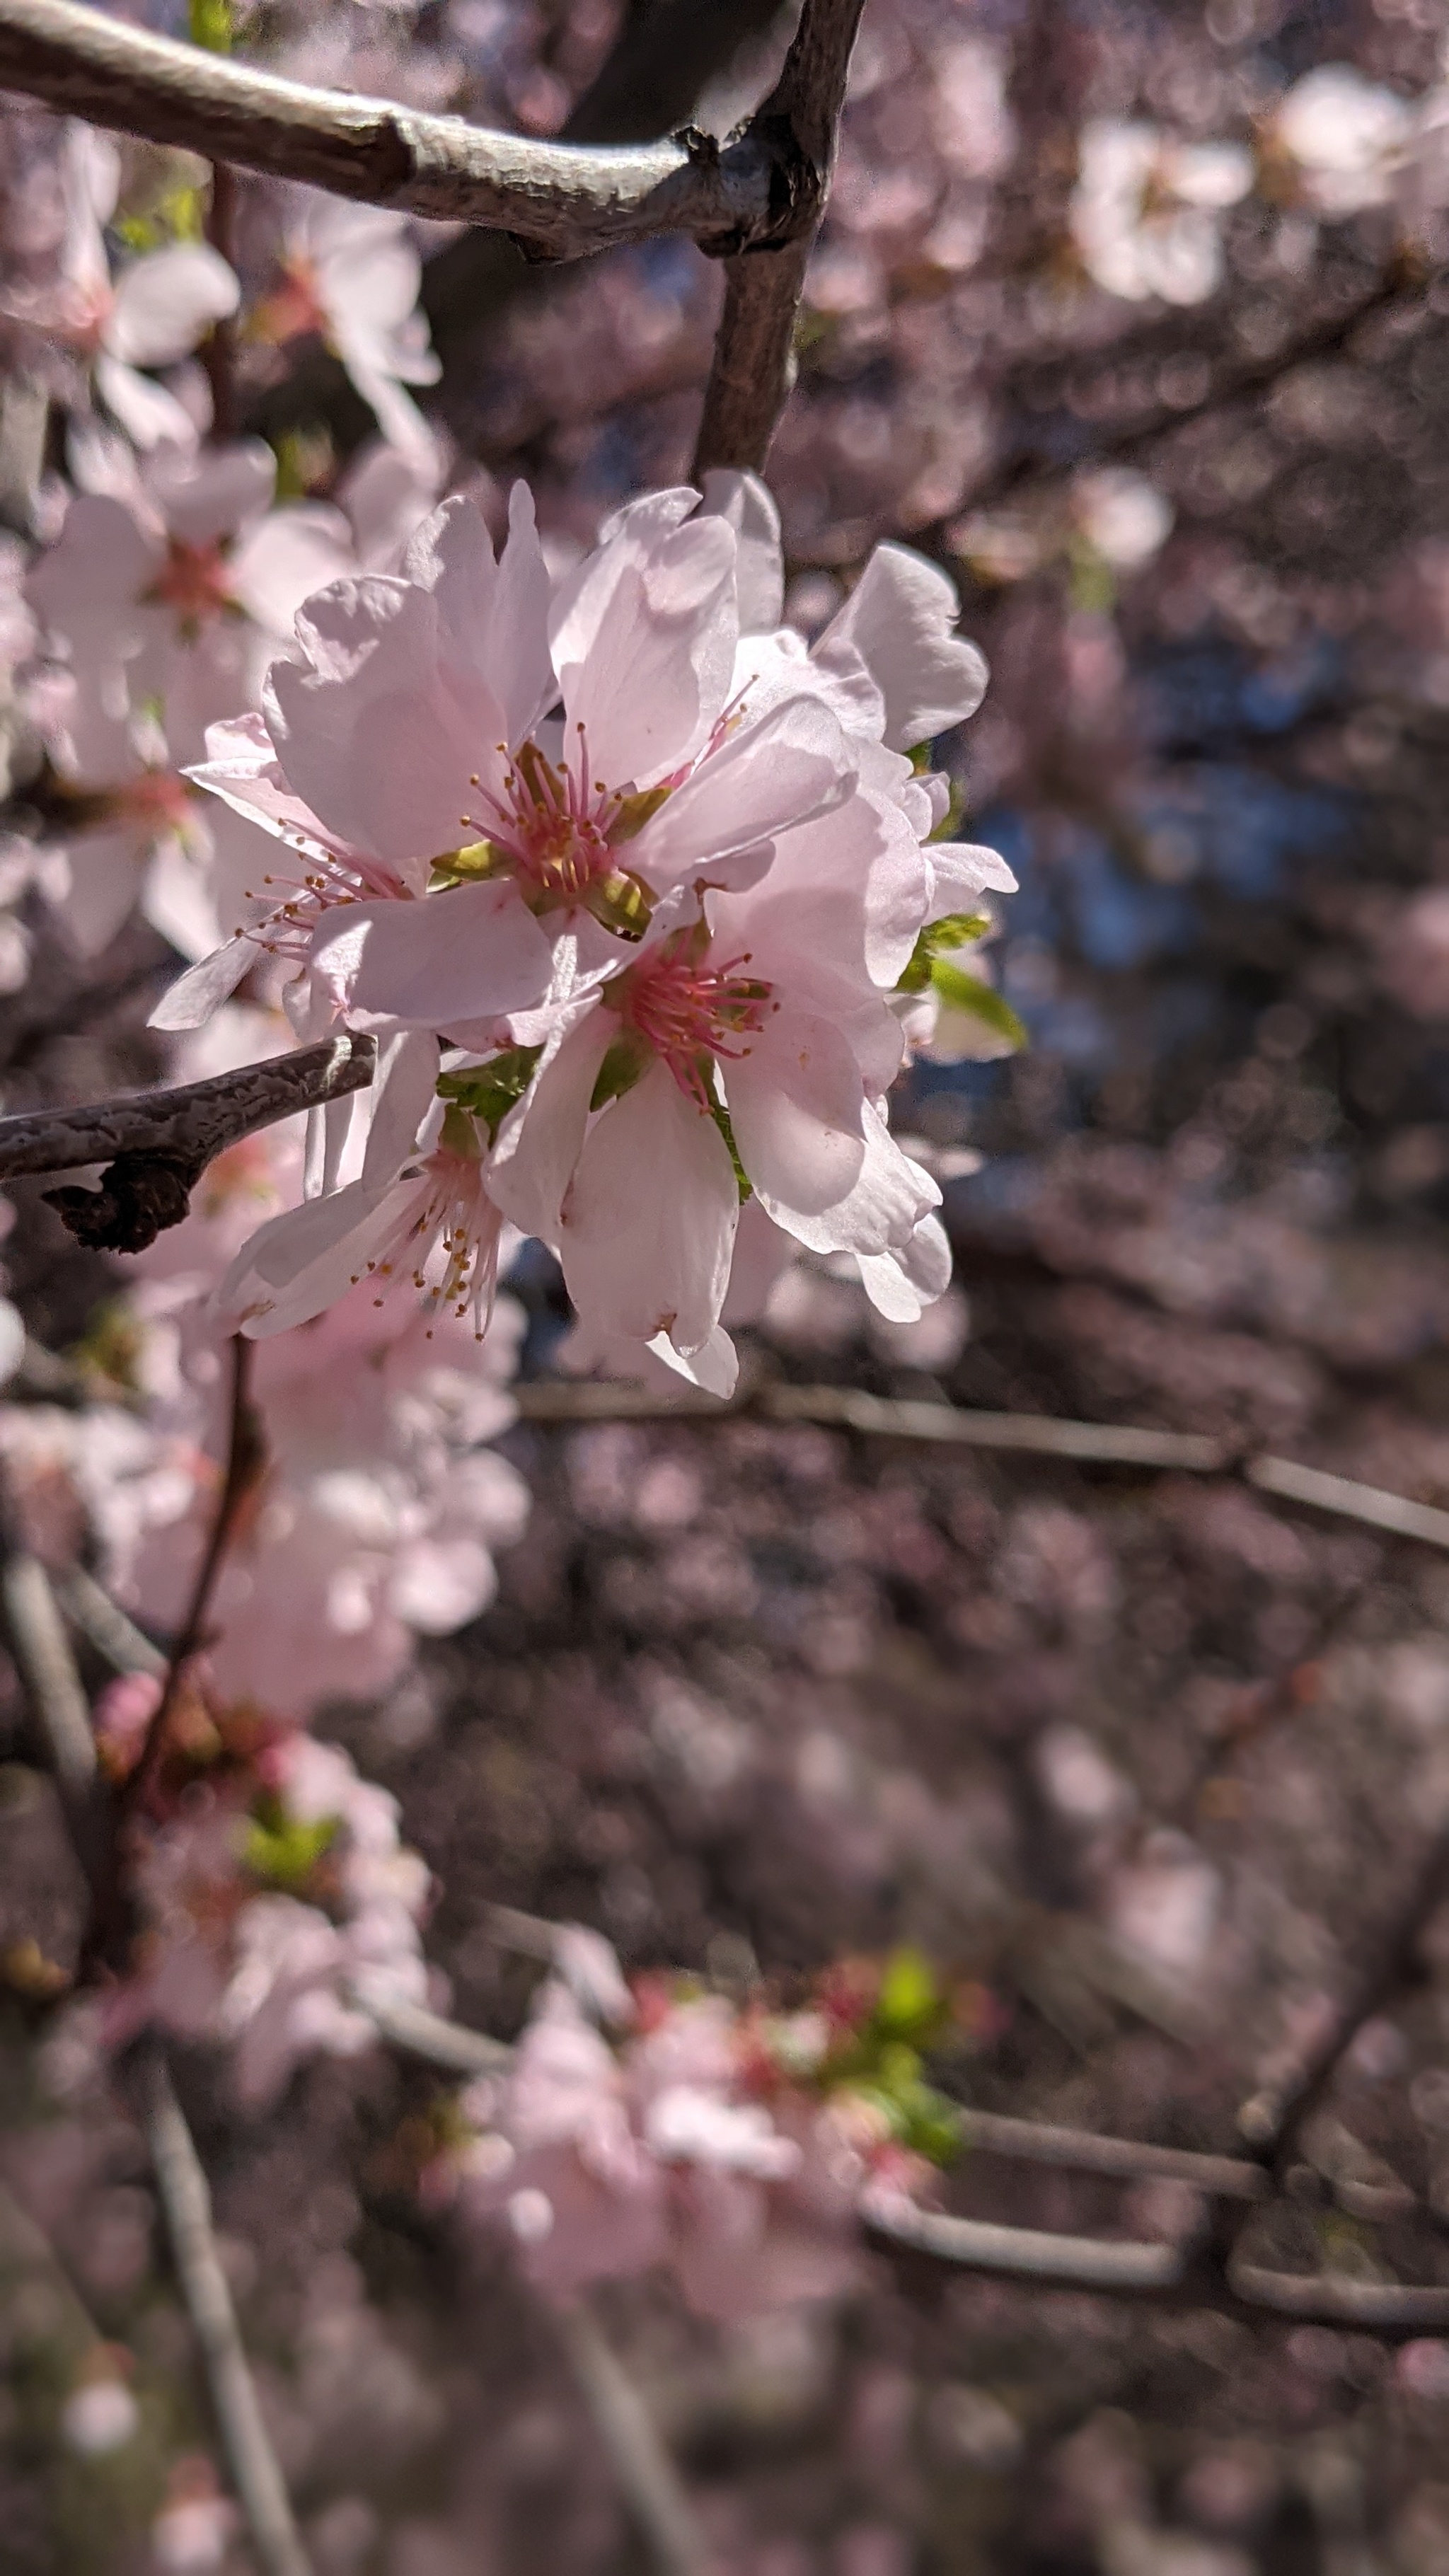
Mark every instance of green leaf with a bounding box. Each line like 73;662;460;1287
894;913;992;997
929;963;1028;1050
874;1946;942;2043
589;1032;651;1112
243;1801;338;1893
190;0;232;50
437;1045;542;1142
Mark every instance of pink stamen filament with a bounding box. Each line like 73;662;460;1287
468;728;623;907
350;1150;501;1339
152;539;237;625
616;938;775;1110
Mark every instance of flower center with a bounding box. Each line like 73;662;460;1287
612;929;775;1110
115;769;192;837
454;730;667;939
352;1146;503;1339
151;538;237;629
251;255;330;349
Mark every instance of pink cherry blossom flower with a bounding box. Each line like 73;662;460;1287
3;122;238;449
250;193;441;468
444;1977;872;2320
158;482;852;1035
1070;120;1253;306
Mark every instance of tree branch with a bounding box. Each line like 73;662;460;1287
1246;1454;1449;1552
416;0;790;369
350;1987;512;2076
0;0;794;259
951;2106;1269;2202
127;1336;260;1818
0;1521;105;1890
558;2300;713;2576
861;2190;1187;2290
137;2045;313;2576
691;0;865;473
0;1033;376;1252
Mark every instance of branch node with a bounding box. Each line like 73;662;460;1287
43;1150;202;1252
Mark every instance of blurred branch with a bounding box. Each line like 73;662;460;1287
558;2300;714;2576
350;1987;512;2075
1237;1815;1449;2161
952;2106;1270;2202
971;263;1421;512
0;0;799;260
514;1376;1231;1467
691;0;865;473
862;2190;1187;2289
127;1336;260;1818
1247;1454;1449;1551
1225;2246;1449;2330
55;1564;167;1680
0;1033;376;1253
137;2045;313;2576
0;1484;105;1890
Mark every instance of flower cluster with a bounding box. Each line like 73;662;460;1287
99;1709;433;2110
429;1945;970;2319
156;475;1012;1392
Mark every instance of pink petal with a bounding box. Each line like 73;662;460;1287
813;543;988;749
105;244;239;369
308;882;553;1031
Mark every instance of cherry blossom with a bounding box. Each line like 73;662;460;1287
100;1722;433;2109
1070;120;1254;306
250;192;441;468
164;482;853;1039
1;122;238;449
1270;64;1416;219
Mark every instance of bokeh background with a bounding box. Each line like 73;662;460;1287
11;0;1449;2568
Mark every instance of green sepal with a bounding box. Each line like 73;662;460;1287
895;913;992;996
584;870;654;941
708;1090;753;1206
930;963;1028;1050
189;0;232;51
928;779;969;843
606;785;671;845
589;1033;651;1111
874;1945;945;2045
243;1797;339;1893
429;841;499;891
437;1044;542;1142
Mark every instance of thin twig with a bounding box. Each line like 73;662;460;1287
691;0;866;473
202;159;238;440
558;2299;713;2576
0;0;790;258
0;1032;376;1252
127;1336;259;1817
1247;1454;1449;1551
1225;2248;1449;2330
54;1564;167;1680
0;1491;105;1889
952;2106;1270;2202
350;1987;512;2076
861;2190;1187;2289
514;1375;1230;1469
1237;1815;1449;2159
971;265;1419;516
1;1549;96;1804
137;2045;313;2576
